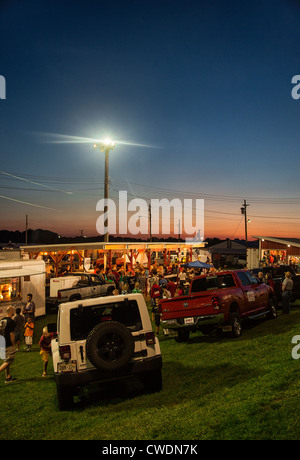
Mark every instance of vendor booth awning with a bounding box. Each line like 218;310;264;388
19;241;206;276
20;241;205;252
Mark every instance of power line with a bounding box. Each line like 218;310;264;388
2;171;300;204
2;171;300;225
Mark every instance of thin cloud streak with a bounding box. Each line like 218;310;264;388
0;194;61;212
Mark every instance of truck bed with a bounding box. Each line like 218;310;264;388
160;291;217;320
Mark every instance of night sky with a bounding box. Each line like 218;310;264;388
1;0;300;240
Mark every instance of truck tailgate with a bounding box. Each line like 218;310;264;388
160;292;216;320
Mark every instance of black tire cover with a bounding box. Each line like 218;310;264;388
86;321;134;371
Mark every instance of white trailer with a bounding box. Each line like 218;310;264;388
0;259;46;320
247;248;260;270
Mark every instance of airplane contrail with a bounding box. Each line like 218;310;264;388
0;194;61;211
1;171;73;195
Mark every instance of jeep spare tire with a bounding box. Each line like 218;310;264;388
86;321;134;371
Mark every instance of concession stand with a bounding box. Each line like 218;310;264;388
0;259;46;320
20;241;206;277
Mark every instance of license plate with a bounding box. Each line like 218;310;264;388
57;361;76;373
184;317;194;325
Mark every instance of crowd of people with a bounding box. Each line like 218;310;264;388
0;261;212;384
94;262;215;336
0;293;55;383
1;259;296;384
257;270;294;314
94;261;214;297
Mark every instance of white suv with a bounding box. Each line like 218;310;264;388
49;293;162;410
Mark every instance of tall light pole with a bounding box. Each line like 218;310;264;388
25;214;28;244
148;203;152;242
94;139;115;242
241;199;249;267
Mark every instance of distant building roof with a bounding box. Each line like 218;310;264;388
253;237;300;248
208;239;246;255
0;242;20;249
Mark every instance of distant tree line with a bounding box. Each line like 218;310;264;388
0;228;257;248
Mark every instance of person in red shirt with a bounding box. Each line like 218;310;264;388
175;285;184;296
166;280;176;297
265;273;274;290
39;327;55;377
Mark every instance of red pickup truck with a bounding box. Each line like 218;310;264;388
159;270;277;342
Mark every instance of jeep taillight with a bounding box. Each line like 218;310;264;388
58;291;61;300
212;296;221;310
60;345;71;361
145;331;155;346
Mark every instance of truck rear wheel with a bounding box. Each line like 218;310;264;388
106;286;115;296
267;297;277;319
174;328;190;343
228;312;242;338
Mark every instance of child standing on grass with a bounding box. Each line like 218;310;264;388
39;327;55;377
24;318;34;351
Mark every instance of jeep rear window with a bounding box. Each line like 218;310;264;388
191;274;236;292
70;300;142;341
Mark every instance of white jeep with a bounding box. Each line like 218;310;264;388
49;293;162;410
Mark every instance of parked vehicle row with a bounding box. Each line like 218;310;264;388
251;265;300;303
159;269;277;342
48;266;297;409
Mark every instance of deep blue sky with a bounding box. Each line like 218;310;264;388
1;0;300;238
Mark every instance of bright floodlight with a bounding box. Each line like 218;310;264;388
94;138;116;153
103;138;115;146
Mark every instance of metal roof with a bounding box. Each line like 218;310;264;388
0;261;45;279
252;236;300;248
20;241;206;253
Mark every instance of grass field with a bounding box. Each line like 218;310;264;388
1;302;300;440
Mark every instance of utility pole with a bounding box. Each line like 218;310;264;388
104;147;109;242
241;200;249;267
25;214;28;245
93;139;115;243
178;219;181;242
148;203;152;242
